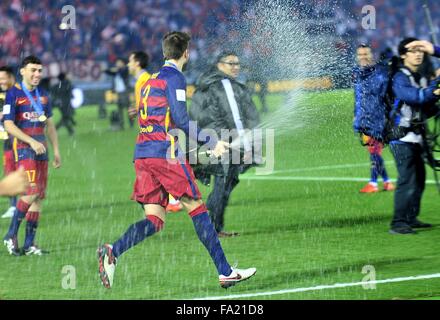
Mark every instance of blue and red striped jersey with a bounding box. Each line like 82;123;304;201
1;89;13;152
3;83;52;161
134;63;196;160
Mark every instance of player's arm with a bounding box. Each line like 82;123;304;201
166;74;192;137
3;90;46;154
166;75;227;157
45;117;61;168
0;166;29;196
3;120;45;154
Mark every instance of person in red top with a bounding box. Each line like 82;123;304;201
2;56;61;256
97;31;256;289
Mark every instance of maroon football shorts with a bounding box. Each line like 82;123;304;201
132;158;202;207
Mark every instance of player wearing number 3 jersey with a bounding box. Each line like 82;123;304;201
98;31;256;289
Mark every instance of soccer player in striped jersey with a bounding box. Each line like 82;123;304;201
98;31;256;289
0;66;18;218
127;51;183;213
2;56;61;256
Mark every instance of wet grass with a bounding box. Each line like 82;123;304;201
1;90;439;300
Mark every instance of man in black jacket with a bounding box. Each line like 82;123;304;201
105;58;132;130
189;51;260;237
52;73;75;136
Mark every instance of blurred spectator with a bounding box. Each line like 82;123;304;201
105;57;131;130
0;0;438;83
51;73;75;136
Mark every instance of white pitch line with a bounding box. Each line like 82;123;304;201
243;176;372;182
241;176;439;185
192;273;440;300
272;161;394;175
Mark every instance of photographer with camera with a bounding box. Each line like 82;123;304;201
388;38;440;235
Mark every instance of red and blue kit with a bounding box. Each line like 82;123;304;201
3;83;52;198
3;138;16;175
1;90;16;175
133;62;202;206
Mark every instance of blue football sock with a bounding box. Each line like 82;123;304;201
191;212;232;276
23;212;39;250
112;218;158;258
10;197;17;208
370;154;379;183
5;209;26;240
377;156;389;181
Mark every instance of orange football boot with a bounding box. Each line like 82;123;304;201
359;183;379;193
383;181;395;191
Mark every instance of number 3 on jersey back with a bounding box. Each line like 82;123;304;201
139;84;151;120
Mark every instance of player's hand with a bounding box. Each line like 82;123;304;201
212;140;230;158
0;166;30;196
30;140;46;155
405;40;434;55
53;151;61;169
128;107;137;119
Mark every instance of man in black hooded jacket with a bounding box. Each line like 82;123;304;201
189;51;259;237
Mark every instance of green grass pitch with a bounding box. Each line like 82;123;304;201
1;89;439;299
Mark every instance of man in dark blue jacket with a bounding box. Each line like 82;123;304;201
353;44;394;193
388;38;440;235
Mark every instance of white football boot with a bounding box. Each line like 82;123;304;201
219;266;257;288
97;244;117;288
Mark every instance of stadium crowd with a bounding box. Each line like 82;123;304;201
346;0;440;55
0;0;439;82
0;0;242;79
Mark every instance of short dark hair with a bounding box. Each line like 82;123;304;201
131;51;149;69
216;50;238;63
0;66;14;76
21;55;42;68
398;37;419;56
162;31;191;60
